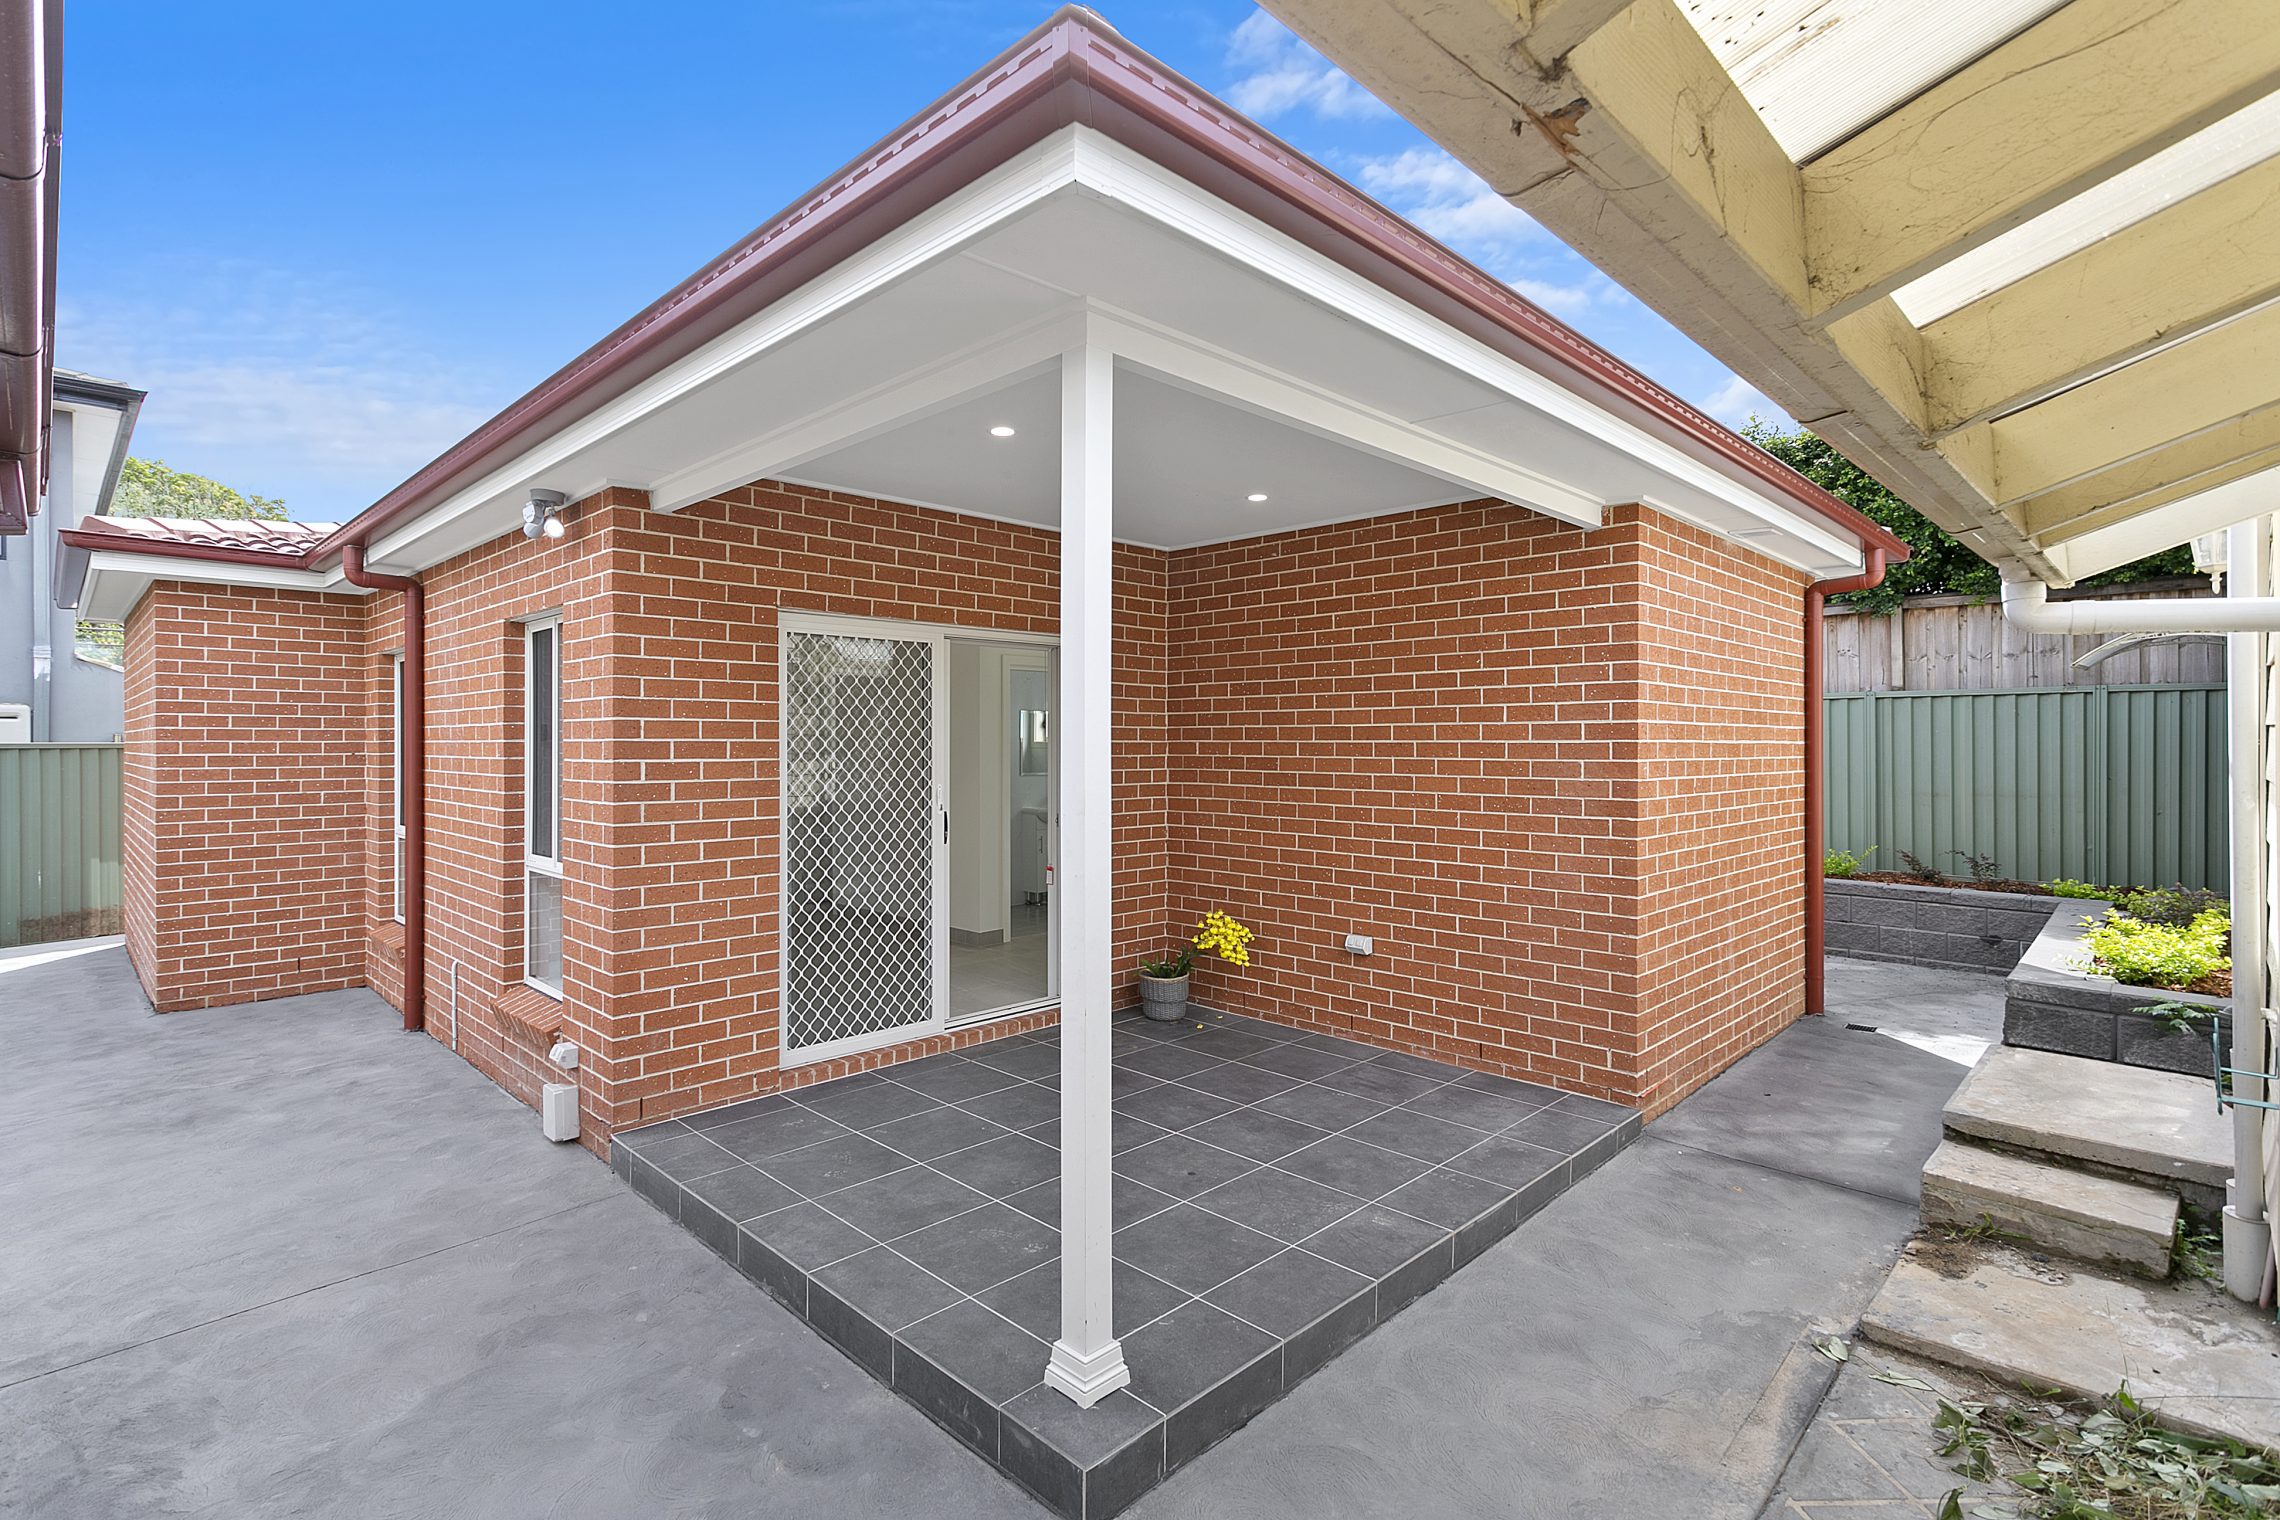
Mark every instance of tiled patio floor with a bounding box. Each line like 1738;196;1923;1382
613;1007;1640;1518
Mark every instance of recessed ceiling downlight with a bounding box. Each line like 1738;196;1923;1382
989;425;1017;438
1247;492;1268;502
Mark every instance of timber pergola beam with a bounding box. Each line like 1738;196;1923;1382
1264;0;2280;585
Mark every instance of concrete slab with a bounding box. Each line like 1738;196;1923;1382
1858;1243;2280;1452
1942;1045;2230;1194
1921;1139;2176;1278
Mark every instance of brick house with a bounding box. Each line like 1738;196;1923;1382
59;9;1900;1407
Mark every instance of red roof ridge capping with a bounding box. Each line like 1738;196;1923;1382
67;5;1907;578
60;513;339;565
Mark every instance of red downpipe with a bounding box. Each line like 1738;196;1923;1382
341;543;425;1032
1804;547;1886;1015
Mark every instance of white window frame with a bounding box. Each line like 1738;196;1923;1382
524;617;564;998
391;652;406;925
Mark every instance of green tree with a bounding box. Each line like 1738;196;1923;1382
1741;421;2196;614
76;459;289;666
110;457;287;520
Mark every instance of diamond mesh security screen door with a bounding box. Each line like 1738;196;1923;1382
781;624;946;1061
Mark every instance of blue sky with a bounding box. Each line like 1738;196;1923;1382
58;1;1778;522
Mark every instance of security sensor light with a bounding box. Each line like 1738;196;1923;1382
522;489;569;541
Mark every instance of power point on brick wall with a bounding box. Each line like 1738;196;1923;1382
1342;933;1374;957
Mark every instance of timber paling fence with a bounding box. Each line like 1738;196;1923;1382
0;744;124;949
1824;685;2229;894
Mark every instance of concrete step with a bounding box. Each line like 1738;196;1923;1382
1942;1044;2231;1212
1858;1241;2280;1454
1921;1139;2176;1278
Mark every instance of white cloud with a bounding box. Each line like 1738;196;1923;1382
1698;373;1789;431
1224;11;1388;122
1354;148;1542;258
56;261;501;516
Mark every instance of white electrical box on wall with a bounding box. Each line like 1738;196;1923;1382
0;703;29;744
541;1083;581;1142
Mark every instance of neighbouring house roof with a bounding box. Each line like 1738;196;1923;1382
67;515;336;557
56;5;1905;619
51;369;147;526
1260;0;2279;584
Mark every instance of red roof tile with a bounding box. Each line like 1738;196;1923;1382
68;515;338;558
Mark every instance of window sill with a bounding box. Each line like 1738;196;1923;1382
494;983;564;1045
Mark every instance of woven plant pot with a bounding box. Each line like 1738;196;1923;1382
1137;970;1191;1022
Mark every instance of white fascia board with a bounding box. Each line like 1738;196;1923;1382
368;131;1087;568
1088;309;1604;528
649;311;1083;514
1064;130;1863;572
78;550;350;621
2044;464;2280;584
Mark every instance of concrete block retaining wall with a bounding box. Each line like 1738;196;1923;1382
1824;879;2063;975
2003;900;2229;1077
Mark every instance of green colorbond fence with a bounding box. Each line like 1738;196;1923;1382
1824;685;2228;893
0;744;124;948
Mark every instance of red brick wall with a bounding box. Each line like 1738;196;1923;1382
121;584;368;1011
1163;502;1806;1114
124;488;1805;1144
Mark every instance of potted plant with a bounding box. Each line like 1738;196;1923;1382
1136;910;1254;1021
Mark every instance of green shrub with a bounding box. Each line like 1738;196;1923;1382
2045;878;2116;901
1823;846;1873;878
2082;906;2230;990
2112;884;2228;927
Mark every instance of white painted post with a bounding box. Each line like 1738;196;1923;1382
1044;342;1129;1408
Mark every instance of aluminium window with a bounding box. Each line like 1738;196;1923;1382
524;619;564;996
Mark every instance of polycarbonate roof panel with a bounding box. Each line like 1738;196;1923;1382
1675;0;2069;161
1891;90;2280;326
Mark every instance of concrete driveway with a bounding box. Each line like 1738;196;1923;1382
0;943;1995;1518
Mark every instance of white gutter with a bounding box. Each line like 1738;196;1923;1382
2002;554;2274;1302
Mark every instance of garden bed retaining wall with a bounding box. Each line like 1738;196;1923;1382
2003;900;2230;1077
1825;878;2063;975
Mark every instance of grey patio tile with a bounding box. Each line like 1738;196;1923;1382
1113;1082;1239;1134
1111;1067;1166;1102
1342;1106;1487;1164
1174;1028;1279;1062
1299;1202;1447;1277
1251;1082;1389;1133
1002;1174;1180;1232
894;1202;1059;1294
1400;1081;1548;1134
1112;1133;1260;1199
1377;1166;1514;1230
1272;1134;1432;1200
1361;1049;1461;1080
867;1104;1009;1162
928;1133;1060;1198
1445;1133;1568;1191
739;1200;876;1272
757;1133;915;1199
1114;1015;1197;1045
680;1095;794;1131
977;1258;1190;1342
1377;1232;1456;1317
1113;1203;1285;1295
613;1123;732;1175
1190;1167;1368;1244
1112;1112;1171;1155
810;1245;965;1333
705;1104;852;1164
955;1083;1062;1132
1315;1060;1448;1105
679;1161;801;1224
1114;1042;1228;1082
1203;1245;1373;1340
1242;1043;1364;1081
1119;1298;1278;1415
1550;1091;1636;1127
899;1298;1053;1406
1504;1105;1624;1155
814;1165;989;1242
999;1387;1164;1520
796;1078;943;1130
1179;1060;1302;1105
1452;1068;1570;1106
966;1040;1062;1082
888;1056;1028;1105
890;1336;1000;1461
1183;1106;1328;1164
